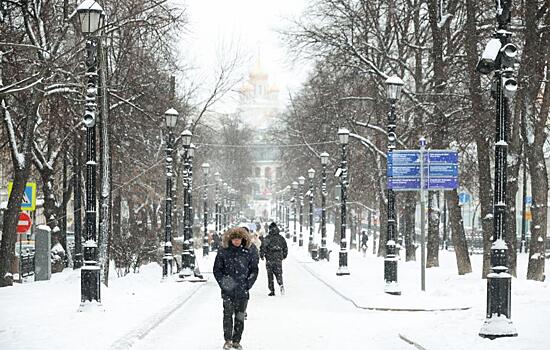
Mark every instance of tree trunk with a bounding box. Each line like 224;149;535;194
446;190;472;274
98;39;111;285
404;192;417;261
426;192;440;267
0;89;39;287
464;0;494;278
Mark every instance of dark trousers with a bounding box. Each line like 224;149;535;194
223;298;248;343
266;261;283;292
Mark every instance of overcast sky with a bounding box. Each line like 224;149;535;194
172;0;310;112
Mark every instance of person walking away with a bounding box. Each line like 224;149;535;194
260;222;288;296
211;232;221;251
360;230;369;257
213;228;259;350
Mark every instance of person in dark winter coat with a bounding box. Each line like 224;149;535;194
360;231;369;257
259;222;288;296
213;227;259;350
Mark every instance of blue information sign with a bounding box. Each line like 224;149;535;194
387;150;458;191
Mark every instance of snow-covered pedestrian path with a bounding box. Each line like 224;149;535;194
131;253;411;350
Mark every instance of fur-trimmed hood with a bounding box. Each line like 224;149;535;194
222;227;252;249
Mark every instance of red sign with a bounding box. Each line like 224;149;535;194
17;212;32;234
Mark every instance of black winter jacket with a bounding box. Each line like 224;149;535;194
260;229;288;263
213;230;259;300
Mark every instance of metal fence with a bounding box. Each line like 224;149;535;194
20;253;35;277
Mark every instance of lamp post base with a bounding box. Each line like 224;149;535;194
384;257;400;295
81;265;101;303
299;238;303;247
180;251;193;277
162;255;173;278
202;243;209;257
336;251;350;275
318;246;329;261
336;265;350;276
479;316;517;339
384;281;401;295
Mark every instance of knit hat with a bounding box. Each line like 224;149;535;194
268;222;279;234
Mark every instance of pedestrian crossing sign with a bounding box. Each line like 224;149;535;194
7;182;37;211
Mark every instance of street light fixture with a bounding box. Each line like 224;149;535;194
298;176;305;247
180;137;194;278
308;168;315;252
336;128;350;276
214;172;221;240
76;0;105;306
162;108;178;279
478;0;517;339
383;75;404;294
202;163;210;256
188;144;197;271
319;152;329;261
285;185;291;239
291;181;298;243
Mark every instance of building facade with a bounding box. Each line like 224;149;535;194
237;60;282;219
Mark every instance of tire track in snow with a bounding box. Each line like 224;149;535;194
109;281;207;350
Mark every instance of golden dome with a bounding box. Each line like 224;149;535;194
249;59;268;80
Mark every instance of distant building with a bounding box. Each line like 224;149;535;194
237;59;282;219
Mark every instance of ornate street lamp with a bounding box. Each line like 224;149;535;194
214;172;221;239
76;0;105;305
336;128;350;276
298;176;305;247
478;0;518;338
308;168;315;252
179;130;193;277
383;75;404;294
319;152;329;261
187;144;197;271
291;181;298;243
285;185;291;239
162;108;178;279
202;163;210;256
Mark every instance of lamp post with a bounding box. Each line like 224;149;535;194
298;176;305;247
202;163;210;256
308;169;315;251
188;143;197;271
76;0;105;305
285;185;291;239
319;152;329;261
222;183;228;230
180;130;193;277
478;0;518;338
162;108;178;279
383;75;404;294
291;181;298;243
336;128;350;276
214;172;221;239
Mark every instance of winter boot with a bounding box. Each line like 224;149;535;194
268;291;275;296
232;342;243;350
280;286;285;295
223;340;233;349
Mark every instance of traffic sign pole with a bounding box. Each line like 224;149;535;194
419;138;426;292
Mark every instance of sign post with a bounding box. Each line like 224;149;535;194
17;212;32;282
387;140;459;291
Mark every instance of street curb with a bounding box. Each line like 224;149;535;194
299;261;471;312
